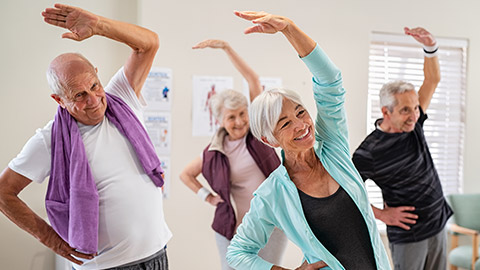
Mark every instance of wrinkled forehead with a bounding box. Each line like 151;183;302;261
393;90;419;106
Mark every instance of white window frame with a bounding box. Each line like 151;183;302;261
366;32;468;231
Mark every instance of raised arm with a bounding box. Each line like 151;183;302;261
42;3;159;97
193;39;262;102
404;27;441;111
0;168;94;264
234;11;316;57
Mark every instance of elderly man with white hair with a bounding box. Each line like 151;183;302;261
353;27;452;270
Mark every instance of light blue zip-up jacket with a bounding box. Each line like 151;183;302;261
226;45;392;270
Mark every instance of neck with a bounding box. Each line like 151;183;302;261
379;119;396;133
284;147;318;173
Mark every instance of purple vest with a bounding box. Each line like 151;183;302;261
202;131;280;240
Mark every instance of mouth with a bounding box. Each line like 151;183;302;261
294;127;311;141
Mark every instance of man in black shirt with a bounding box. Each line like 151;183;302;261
353;27;453;270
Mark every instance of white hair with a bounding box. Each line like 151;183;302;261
209;89;248;122
249;88;305;146
379;80;416;112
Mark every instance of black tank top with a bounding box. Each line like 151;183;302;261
298;186;376;270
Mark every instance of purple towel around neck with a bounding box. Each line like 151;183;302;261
46;92;164;254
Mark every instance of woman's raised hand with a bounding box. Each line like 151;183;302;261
234;11;292;34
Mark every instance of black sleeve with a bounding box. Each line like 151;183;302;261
417;106;428;127
352;146;375;182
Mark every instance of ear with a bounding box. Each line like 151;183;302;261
51;94;66;109
261;136;280;148
381;106;390;119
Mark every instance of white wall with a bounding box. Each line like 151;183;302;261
1;0;479;269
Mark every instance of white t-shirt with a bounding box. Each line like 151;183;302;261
8;68;172;270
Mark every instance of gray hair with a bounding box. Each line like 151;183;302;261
210;89;248;122
46;53;94;96
379;80;416;112
249;88;305;146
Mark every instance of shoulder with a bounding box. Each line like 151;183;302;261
355;130;383;153
105;67;145;111
254;167;288;198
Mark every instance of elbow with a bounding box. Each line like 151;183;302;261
144;31;159;54
225;245;238;269
150;32;160;53
179;171;188;185
137;30;159;55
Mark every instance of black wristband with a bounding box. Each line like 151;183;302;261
423;47;438;54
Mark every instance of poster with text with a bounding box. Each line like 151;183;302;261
242;77;283;104
192;75;233;137
144;111;171;156
142;67;172;111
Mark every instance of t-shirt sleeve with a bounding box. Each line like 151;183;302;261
104;67;147;126
417;106;428;127
105;67;146;110
8;121;53;183
352;145;375;182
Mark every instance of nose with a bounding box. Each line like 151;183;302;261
408;110;417;120
85;90;99;106
292;118;307;131
235;116;244;126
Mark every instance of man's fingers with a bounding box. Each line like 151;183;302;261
42;12;67;23
43;18;66;28
404;213;418;219
401;217;417;224
62;32;79;40
64;254;84;265
399;206;415;212
71;249;95;260
43;8;68;17
54;3;76;13
398;223;411;230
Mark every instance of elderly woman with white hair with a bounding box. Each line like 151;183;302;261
226;11;392;270
180;40;287;270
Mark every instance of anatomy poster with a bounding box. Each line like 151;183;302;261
192;75;233;137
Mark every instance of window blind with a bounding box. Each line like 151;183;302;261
366;32;468;231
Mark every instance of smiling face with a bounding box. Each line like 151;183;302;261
221;106;249;141
270;98;315;153
382;90;420;133
50;55;107;126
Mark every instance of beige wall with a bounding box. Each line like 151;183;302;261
1;0;479;269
